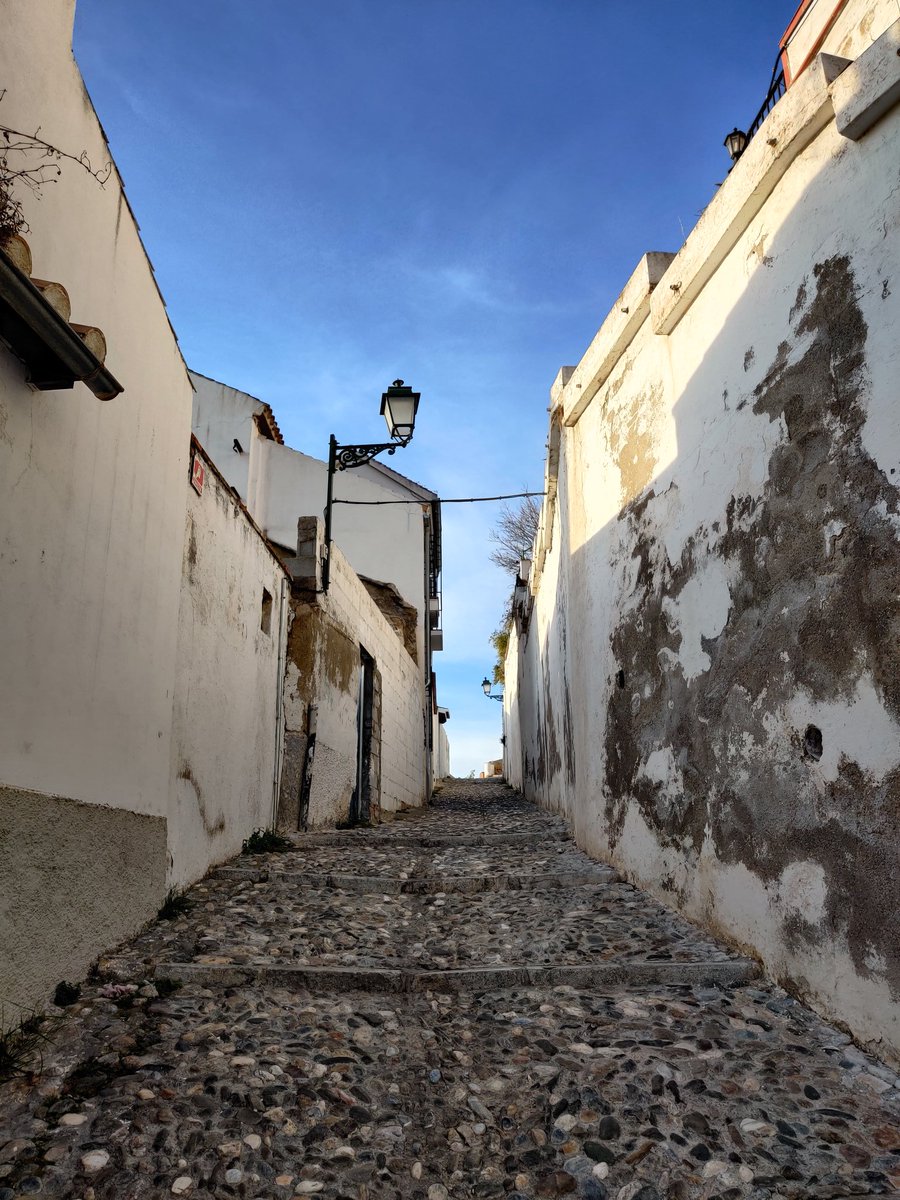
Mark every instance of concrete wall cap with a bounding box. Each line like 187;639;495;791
562;253;675;428
833;17;900;140
650;50;851;337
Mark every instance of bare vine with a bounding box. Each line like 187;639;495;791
486;493;540;682
488;493;541;575
0;89;112;245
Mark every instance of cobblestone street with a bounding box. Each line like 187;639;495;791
2;780;899;1200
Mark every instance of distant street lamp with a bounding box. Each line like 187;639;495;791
482;677;503;702
323;380;421;593
724;127;748;163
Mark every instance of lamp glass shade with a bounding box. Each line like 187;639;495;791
381;379;420;441
482;677;492;696
724;128;747;161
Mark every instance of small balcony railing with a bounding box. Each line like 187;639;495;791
746;58;787;144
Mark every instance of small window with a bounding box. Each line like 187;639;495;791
261;587;273;635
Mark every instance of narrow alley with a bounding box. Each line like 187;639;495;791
2;781;899;1200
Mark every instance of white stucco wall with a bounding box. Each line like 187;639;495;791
0;2;193;1012
502;626;523;791
508;17;900;1064
783;0;899;82
248;438;431;662
0;3;191;817
168;447;288;885
504;500;573;819
190;370;281;500
433;716;451;781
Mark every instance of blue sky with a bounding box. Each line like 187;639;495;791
74;0;792;776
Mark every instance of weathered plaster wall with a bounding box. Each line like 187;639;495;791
0;4;191;818
168;445;288;885
278;519;426;829
508;24;900;1063
0;4;192;1011
0;786;166;1014
361;577;419;663
280;595;362;830
507;477;576;824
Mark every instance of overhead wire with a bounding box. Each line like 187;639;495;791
332;491;546;506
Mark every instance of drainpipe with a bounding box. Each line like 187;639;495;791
271;574;289;827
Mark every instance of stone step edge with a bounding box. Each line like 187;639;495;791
215;868;618;894
287;830;569;849
154;958;759;994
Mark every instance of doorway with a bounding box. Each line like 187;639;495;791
350;647;375;825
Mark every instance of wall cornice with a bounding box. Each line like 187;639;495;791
561;253;674;428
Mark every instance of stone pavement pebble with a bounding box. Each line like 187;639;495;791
1;779;899;1200
248;840;602;881
113;879;734;973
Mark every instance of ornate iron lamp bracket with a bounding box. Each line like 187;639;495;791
334;439;405;471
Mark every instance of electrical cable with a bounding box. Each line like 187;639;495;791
332;491;545;506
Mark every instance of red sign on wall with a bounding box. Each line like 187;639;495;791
190;454;205;495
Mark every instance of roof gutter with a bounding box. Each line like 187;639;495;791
0;246;122;400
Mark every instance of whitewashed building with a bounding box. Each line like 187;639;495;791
504;0;900;1064
0;2;441;1015
190;370;446;822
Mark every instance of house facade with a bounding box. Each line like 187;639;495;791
190;370;446;821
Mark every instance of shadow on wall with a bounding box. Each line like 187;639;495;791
514;141;900;1056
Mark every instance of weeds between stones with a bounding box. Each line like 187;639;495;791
242;828;292;854
157;887;192;921
0;1004;60;1083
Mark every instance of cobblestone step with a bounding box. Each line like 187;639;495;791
290;830;568;848
245;837;600;879
153;955;761;993
128;877;740;973
215;867;617;893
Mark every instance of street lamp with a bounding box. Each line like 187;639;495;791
482;677;503;702
323;380;421;593
381;379;420;441
724;127;748;163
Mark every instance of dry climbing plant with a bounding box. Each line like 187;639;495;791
0;88;112;245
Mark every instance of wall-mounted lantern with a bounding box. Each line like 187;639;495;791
380;378;420;442
724;127;748;163
323;380;421;592
482;677;503;702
